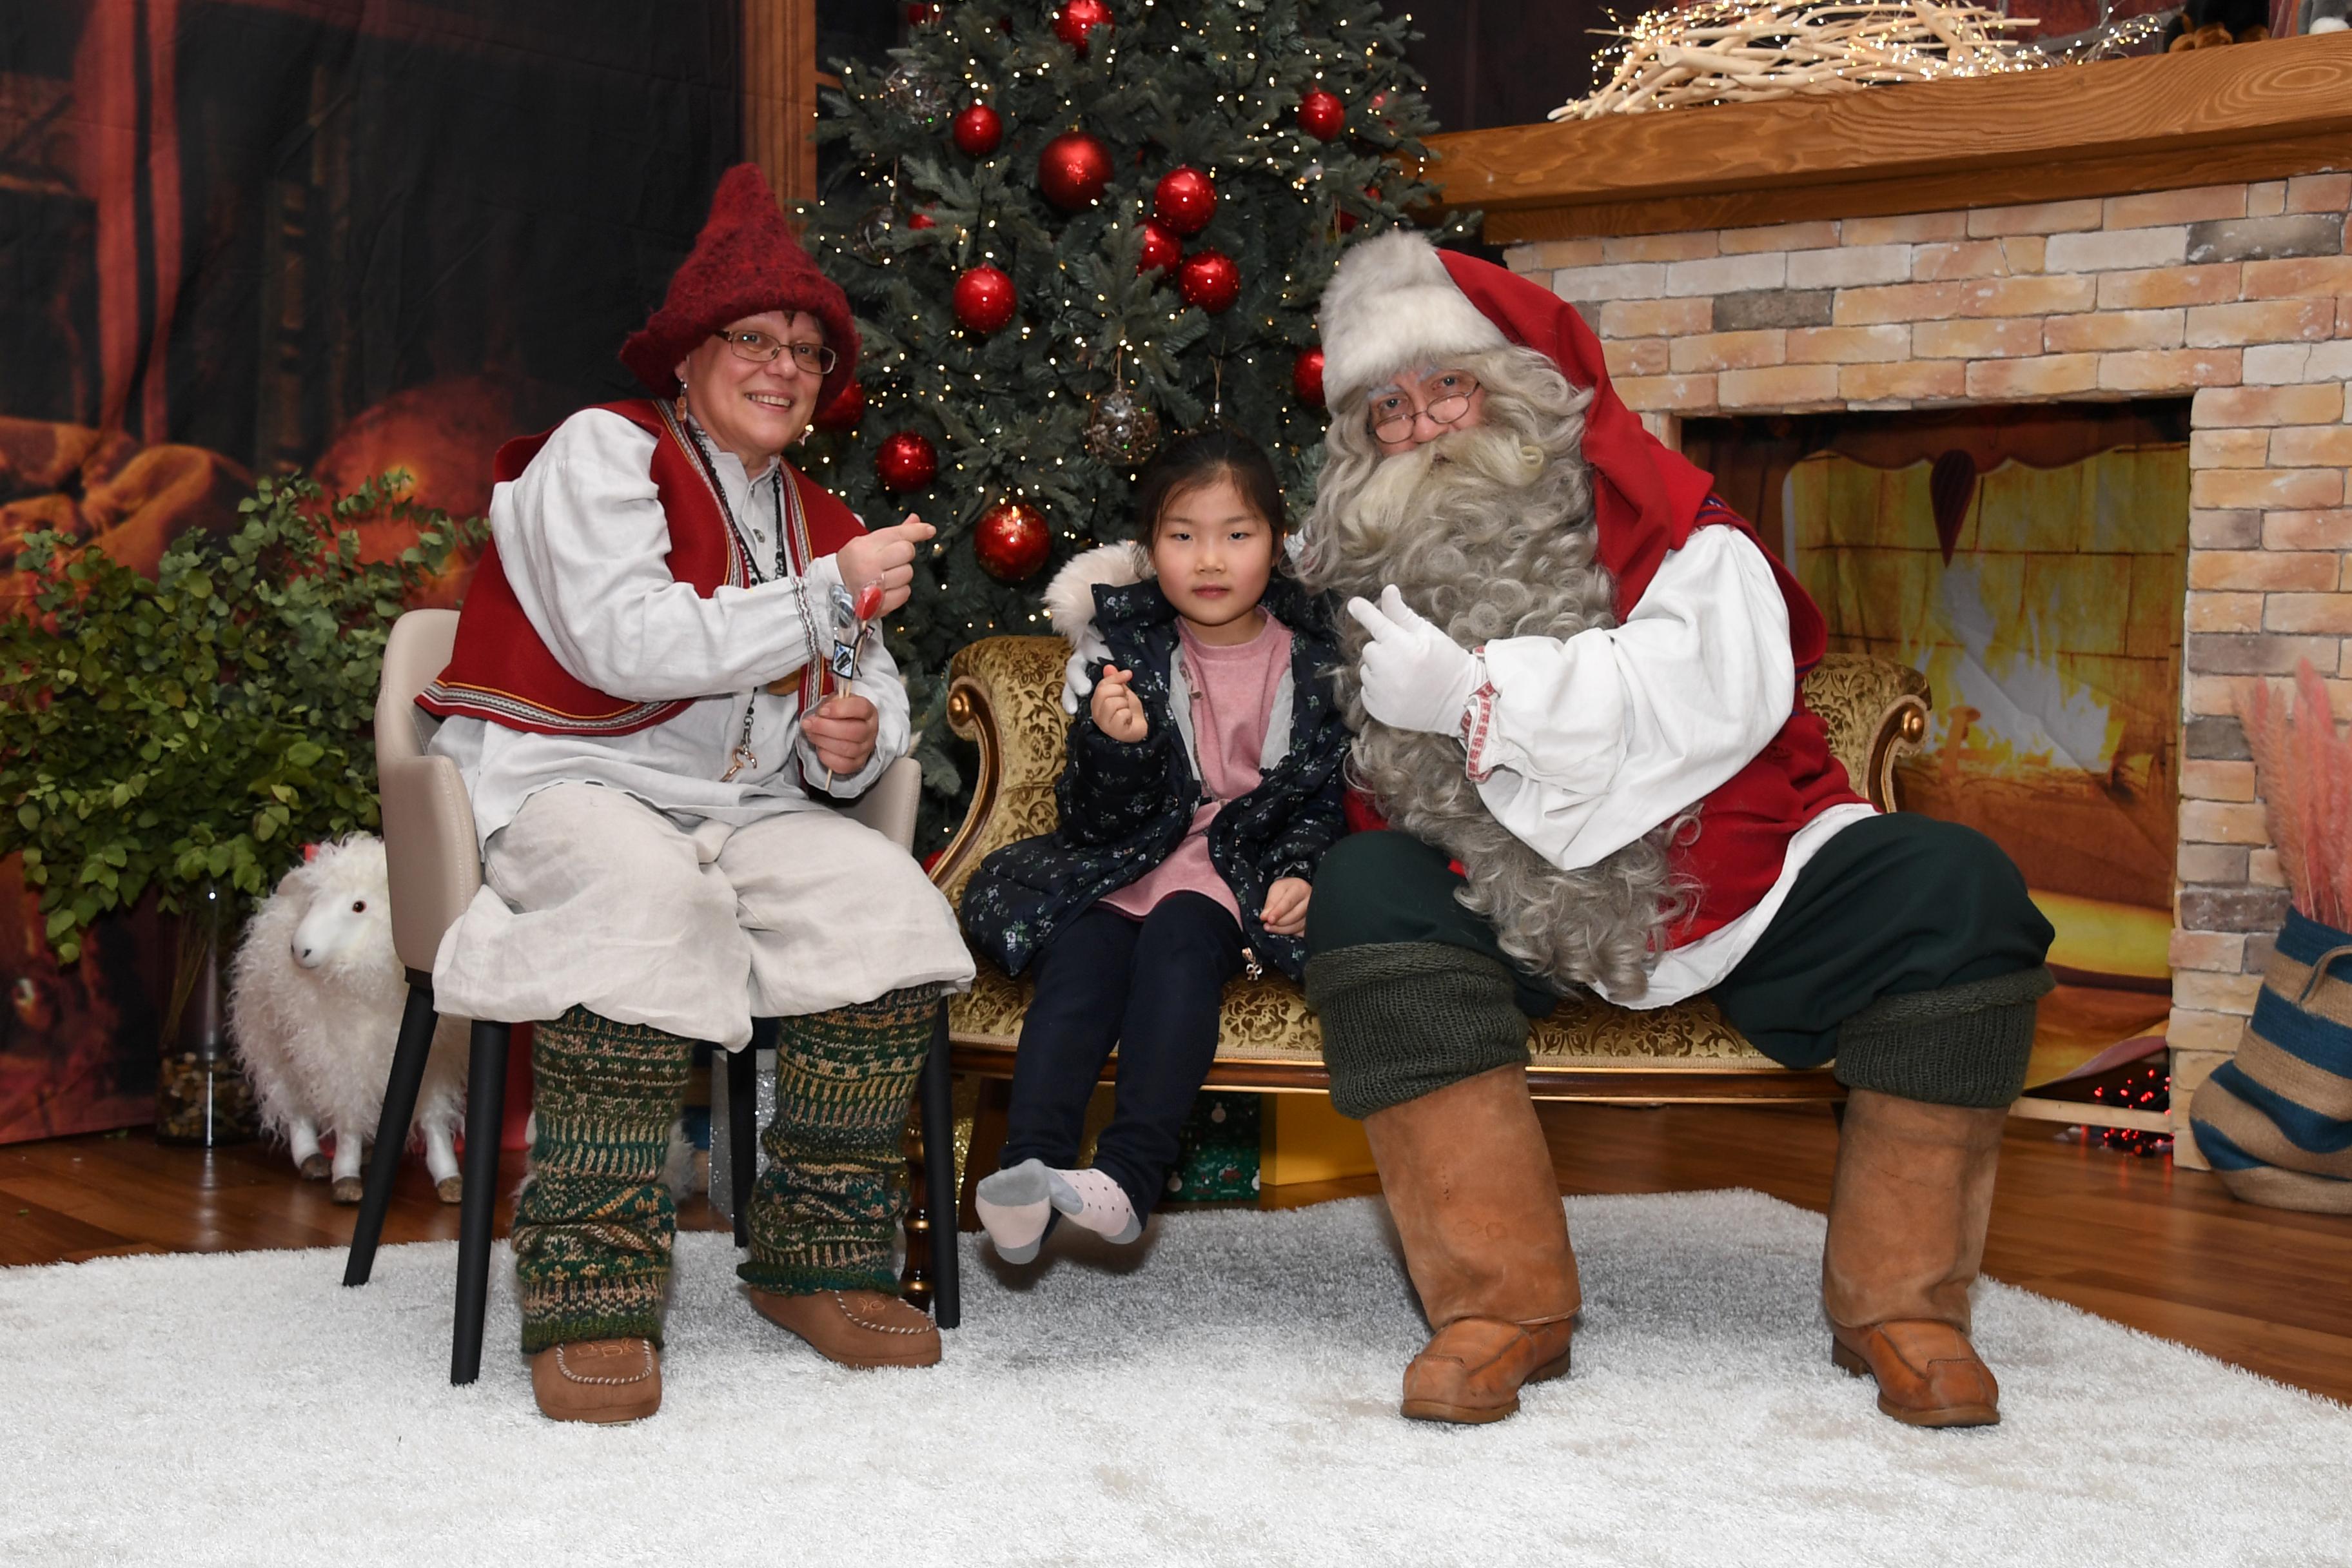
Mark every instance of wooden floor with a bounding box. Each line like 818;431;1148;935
6;1101;2349;1406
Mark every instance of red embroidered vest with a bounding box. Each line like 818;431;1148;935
418;398;867;736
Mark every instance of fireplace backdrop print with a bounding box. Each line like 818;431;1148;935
1693;406;2190;999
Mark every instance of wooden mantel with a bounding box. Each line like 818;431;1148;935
1424;32;2352;241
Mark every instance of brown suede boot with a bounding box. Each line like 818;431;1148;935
1364;1064;1580;1425
529;1338;662;1424
1822;1088;2006;1428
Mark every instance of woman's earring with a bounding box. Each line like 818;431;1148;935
798;426;811;446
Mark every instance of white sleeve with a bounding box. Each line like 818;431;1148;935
1464;525;1796;871
493;408;832;702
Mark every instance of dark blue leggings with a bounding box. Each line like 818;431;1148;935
999;892;1244;1218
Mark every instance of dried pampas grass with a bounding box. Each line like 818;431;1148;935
2242;660;2352;931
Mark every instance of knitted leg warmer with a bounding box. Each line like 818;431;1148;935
1306;942;1532;1121
740;986;937;1295
1834;966;2055;1109
511;1006;694;1353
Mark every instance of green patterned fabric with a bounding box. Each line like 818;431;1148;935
511;1006;694;1352
740;986;937;1295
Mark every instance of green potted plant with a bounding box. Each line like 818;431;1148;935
0;473;482;1144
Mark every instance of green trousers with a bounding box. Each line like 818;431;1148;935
1303;815;2054;1119
510;988;936;1352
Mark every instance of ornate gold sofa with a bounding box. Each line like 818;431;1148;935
928;638;1928;1122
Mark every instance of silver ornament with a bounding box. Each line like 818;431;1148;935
1083;388;1162;467
881;64;952;129
850;203;897;260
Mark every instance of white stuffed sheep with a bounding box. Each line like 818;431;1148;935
229;834;468;1204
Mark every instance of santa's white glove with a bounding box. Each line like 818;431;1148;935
1059;625;1112;715
1345;585;1482;737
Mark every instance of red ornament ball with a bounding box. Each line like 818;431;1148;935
875;431;937;492
1176;248;1240;314
1052;0;1113;54
814;380;867;431
1037;131;1113;210
905;3;941;24
1291;348;1326;407
975;499;1051;582
907;209;936;230
1136;219;1182;275
1153;166;1217;236
951;103;1003;157
952;265;1018;333
1297;89;1345;141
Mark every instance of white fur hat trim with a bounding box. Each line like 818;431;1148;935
1318;230;1509;406
1042;541;1152;641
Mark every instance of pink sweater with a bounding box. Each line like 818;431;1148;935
1101;612;1291;924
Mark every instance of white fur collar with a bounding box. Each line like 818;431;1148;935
1043;542;1153;640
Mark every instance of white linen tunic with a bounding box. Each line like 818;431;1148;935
425;407;974;1046
1459;525;1877;1009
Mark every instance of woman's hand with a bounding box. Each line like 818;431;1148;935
1260;876;1312;937
1089;665;1149;743
802;693;879;778
832;515;937;617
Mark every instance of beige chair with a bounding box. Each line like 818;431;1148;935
926;637;1932;1214
342;609;959;1384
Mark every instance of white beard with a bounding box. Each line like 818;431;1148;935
1302;419;1683;997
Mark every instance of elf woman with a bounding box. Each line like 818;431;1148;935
960;430;1350;1258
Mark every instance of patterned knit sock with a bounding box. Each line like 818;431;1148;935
1048;1165;1141;1244
511;1006;694;1353
740;986;937;1295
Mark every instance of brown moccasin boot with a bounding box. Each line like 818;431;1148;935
529;1337;662;1424
747;1287;942;1368
1364;1064;1582;1426
1832;1320;1999;1427
1823;1088;2007;1429
1402;1316;1574;1424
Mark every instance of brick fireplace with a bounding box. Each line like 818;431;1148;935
1429;37;2352;1162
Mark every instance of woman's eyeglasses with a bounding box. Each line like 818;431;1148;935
1367;372;1478;444
719;329;838;375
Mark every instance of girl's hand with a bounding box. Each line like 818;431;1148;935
1260;876;1311;936
1089;665;1150;743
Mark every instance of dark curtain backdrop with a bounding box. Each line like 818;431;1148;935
0;0;744;1144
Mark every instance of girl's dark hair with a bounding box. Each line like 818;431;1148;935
1133;427;1285;545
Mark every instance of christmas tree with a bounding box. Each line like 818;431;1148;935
798;0;1465;838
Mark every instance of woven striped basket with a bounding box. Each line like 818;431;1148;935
2190;908;2352;1213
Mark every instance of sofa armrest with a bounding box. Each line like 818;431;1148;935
928;636;1073;910
1801;652;1931;813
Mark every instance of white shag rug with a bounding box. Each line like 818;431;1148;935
6;1190;2347;1567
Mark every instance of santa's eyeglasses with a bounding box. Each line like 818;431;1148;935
718;329;838;375
1367;372;1479;444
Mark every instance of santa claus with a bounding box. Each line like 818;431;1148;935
1296;232;2055;1429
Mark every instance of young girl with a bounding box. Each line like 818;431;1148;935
959;430;1349;1260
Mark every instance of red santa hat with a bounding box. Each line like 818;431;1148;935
1316;230;1718;612
619;164;860;411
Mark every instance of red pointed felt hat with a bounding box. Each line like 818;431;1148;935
619;164;860;409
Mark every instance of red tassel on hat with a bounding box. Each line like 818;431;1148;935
618;164;861;410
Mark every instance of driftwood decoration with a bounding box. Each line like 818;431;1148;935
1554;0;2049;118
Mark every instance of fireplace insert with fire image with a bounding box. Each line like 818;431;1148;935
1688;402;2190;1095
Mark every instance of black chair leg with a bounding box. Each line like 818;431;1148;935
729;1022;769;1248
343;980;441;1288
450;1019;511;1386
919;1001;960;1329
